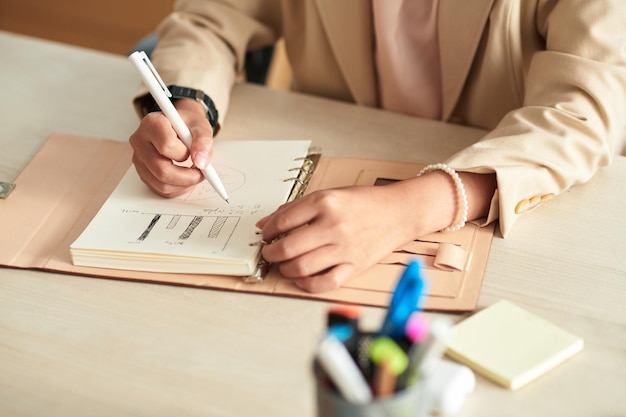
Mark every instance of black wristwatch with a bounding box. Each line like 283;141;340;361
145;85;219;134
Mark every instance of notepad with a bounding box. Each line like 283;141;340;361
70;140;311;276
445;300;583;390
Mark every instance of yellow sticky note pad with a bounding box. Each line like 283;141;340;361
445;300;583;390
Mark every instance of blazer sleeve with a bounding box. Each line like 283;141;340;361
445;0;626;236
132;0;283;125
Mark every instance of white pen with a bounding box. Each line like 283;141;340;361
128;51;229;203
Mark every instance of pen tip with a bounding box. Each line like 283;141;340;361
225;199;230;204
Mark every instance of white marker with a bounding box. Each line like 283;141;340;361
316;335;372;405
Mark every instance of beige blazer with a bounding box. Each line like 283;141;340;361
145;0;626;236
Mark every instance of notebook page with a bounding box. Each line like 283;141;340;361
70;140;311;275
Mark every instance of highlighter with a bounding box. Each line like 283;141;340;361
368;337;409;397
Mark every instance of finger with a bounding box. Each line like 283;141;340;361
261;222;333;263
138;112;191;163
189;133;213;170
293;264;356;293
276;244;347;279
186;116;215;170
260;197;320;241
129;112;212;198
132;137;204;186
255;214;271;229
255;201;291;228
132;155;202;198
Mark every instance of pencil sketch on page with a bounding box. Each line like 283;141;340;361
179;165;246;201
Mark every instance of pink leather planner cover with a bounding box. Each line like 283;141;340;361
0;133;494;311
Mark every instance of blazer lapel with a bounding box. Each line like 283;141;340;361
314;0;378;106
438;0;495;120
314;0;495;117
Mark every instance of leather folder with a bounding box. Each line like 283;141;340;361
0;133;495;311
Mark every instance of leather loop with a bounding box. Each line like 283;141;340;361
434;243;468;271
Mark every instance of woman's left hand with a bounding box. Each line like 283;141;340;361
256;171;497;293
256;183;421;293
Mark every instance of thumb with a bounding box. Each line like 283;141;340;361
175;99;215;169
190;130;213;169
187;118;214;169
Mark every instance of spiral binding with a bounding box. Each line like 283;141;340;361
243;148;322;283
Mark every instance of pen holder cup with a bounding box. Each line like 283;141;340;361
314;363;430;417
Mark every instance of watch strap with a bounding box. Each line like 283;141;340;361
143;85;219;135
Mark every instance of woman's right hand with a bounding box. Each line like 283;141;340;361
128;99;214;198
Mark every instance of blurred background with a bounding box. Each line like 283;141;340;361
0;0;291;89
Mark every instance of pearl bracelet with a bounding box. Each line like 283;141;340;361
417;163;468;232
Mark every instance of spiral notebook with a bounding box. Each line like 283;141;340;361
0;133;495;311
70;139;313;277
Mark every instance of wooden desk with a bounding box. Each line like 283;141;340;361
1;31;624;417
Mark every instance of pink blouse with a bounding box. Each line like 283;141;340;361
372;0;442;120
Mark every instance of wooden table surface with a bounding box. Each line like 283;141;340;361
1;31;624;417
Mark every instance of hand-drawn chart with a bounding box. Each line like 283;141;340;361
177;165;246;201
133;211;241;251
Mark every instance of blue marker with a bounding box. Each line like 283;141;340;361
327;324;354;343
378;260;428;339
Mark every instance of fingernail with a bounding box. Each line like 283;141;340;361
255;216;269;228
194;151;209;169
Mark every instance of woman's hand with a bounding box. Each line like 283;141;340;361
256;171;496;293
256;184;417;293
128;98;214;198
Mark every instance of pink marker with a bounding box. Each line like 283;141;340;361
405;312;429;344
395;312;430;390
